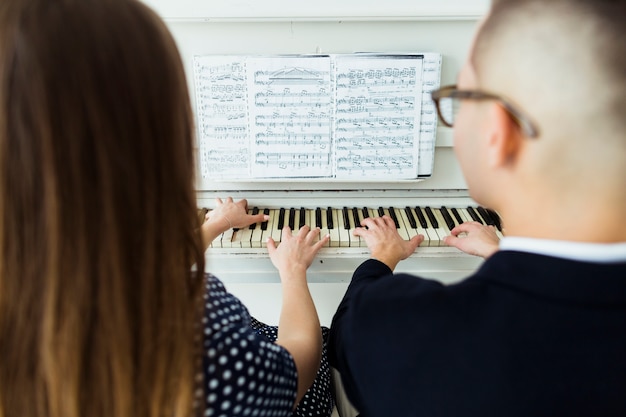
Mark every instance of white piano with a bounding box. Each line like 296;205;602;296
143;0;490;326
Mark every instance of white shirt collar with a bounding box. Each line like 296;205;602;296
499;237;626;263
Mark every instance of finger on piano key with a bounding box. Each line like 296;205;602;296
350;207;365;247
317;207;330;247
236;208;255;248
477;206;504;238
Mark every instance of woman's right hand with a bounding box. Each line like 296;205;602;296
266;226;329;280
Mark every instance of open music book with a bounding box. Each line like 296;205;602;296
193;53;441;181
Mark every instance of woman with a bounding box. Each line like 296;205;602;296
0;0;331;416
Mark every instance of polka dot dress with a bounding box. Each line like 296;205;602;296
250;318;334;417
202;273;334;417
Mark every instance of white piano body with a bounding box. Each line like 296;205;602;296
145;0;489;326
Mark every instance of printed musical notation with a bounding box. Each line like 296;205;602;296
193;53;441;180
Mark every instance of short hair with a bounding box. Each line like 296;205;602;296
471;0;626;139
0;1;204;416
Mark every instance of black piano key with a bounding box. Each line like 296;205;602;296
388;207;400;228
326;207;334;229
288;208;296;229
440;206;456;230
414;207;428;228
351;207;361;228
249;207;259;230
378;206;385;217
450;207;464;225
466;206;484;223
315;207;322;228
261;208;270;230
362;207;370;220
404;206;417;228
476;206;496;227
342;207;351;230
424;206;439;228
299;207;306;228
486;208;503;231
278;207;286;230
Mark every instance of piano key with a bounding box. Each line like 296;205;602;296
269;209;282;243
202;206;490;249
466;206;484;223
426;207;448;246
315;207;322;228
439;206;457;230
251;208;268;248
221;224;235;248
362;207;370;220
317;208;330;247
249;207;259;230
388;207;401;229
260;208;270;230
476;206;496;227
389;207;408;238
328;208;340;247
235;209;254;248
399;208;419;240
337;207;351;247
392;208;411;241
450;207;465;224
276;207;285;231
485;208;503;232
414;206;428;228
326;206;334;229
288;207;296;230
351;207;361;228
350;207;365;246
404;206;417;229
478;207;504;237
342;207;351;230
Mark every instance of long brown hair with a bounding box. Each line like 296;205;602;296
0;0;205;416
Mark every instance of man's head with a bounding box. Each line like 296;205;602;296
452;0;626;217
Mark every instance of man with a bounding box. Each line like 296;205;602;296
329;0;626;416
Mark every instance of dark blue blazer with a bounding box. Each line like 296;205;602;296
329;251;626;417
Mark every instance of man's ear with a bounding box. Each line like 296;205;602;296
485;102;524;168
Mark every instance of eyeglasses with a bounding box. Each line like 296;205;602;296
431;85;539;138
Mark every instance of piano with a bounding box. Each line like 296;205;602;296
151;0;490;328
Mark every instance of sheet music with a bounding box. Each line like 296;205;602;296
248;56;333;177
193;53;440;181
334;54;422;179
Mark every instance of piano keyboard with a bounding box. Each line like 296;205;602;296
201;206;503;249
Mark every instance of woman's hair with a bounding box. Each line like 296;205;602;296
0;0;205;416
